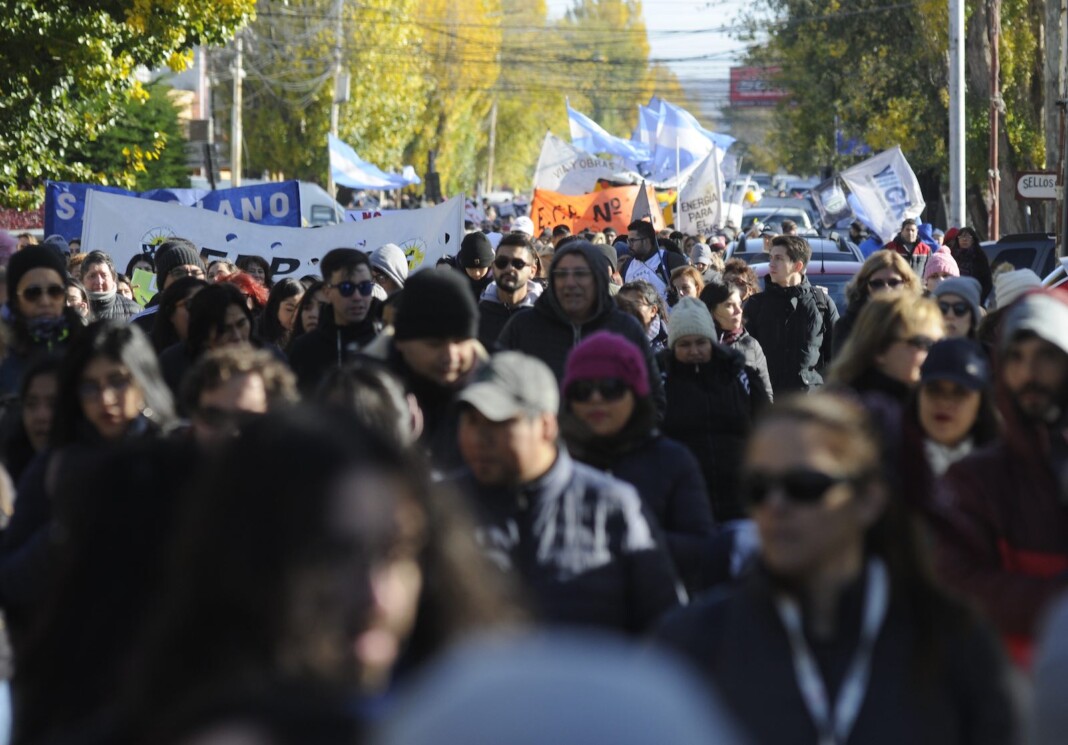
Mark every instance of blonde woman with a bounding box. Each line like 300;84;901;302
834;251;922;355
828;294;944;404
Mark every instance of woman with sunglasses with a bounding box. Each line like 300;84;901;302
660;298;770;528
560;331;715;593
656;393;1013;745
0;321;175;650
931;276;982;339
0;246;85;396
828;295;944;405
833;251;921;357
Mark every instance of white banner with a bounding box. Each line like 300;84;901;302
839;146;925;242
83;191;463;279
676;146;725;235
532;132;624;195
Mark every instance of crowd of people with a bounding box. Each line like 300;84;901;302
0;215;1063;745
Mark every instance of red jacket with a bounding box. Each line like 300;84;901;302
934;408;1068;666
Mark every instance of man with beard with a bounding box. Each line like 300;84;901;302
478;232;542;350
936;289;1068;663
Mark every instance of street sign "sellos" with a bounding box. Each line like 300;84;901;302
1015;171;1057;201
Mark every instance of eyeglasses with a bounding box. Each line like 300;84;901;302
20;285;66;302
493;256;530;271
896;335;936;351
551;268;592;281
741;468;855;507
330;280;375;298
566;378;630;402
938;301;970;317
78;373;134;401
868;278;904;290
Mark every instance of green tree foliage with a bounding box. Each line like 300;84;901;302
739;0;1045;231
0;0;254;208
71;84;191;191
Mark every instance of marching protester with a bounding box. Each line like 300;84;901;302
617;280;670;352
833;250;921;355
148;276;207;353
932;276;983;339
945;226;993;304
699;279;773;399
260;277;306;350
476;231;541;349
559;332;715;593
656;393;1014;745
452;351;681;634
744;235;838;394
78;250;142;321
934;289;1068;665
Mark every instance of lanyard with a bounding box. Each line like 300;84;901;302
773;559;889;745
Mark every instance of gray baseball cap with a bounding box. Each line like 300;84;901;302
456;352;559;421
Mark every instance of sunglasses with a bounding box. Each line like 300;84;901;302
566;378;630;402
938;301;970;317
78;373;134;401
493;256;530;271
868;278;904;290
331;280;375;298
896;335;936;351
20;285;66;302
741;468;855;507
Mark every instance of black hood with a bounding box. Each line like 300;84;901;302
536;241;613;325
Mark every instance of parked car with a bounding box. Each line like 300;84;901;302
742;205;815;234
750;260;860;314
727;235;863;265
980;233;1059;278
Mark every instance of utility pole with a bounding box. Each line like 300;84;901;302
485;97;498;194
231;32;243;187
948;0;965;228
328;0;344;197
988;0;1001;240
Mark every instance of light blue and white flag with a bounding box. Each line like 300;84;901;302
632;98;662;146
567;103;650;164
329;134;420;190
840;146;924;244
647;101;736;183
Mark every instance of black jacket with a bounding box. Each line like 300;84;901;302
477;282;541;351
655;563;1013;745
288;308;381;394
720;329;773;401
564;417;716;593
452;448;681;634
744;276;830;394
659;345;770;522
498;243;665;413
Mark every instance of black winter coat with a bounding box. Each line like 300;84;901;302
288;309;380;394
659;345;770;522
744;276;829;394
498;243;665;413
89;292;142;322
656;563;1014;745
720;329;773;401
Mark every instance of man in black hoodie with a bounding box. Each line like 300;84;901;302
477;231;541;349
289;248;380;393
744;235;837;394
498;240;664;412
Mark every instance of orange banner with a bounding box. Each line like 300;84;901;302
530;184;665;236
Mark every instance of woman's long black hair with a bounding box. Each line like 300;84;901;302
260;278;305;347
150;276;208;353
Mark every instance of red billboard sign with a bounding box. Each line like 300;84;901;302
729;67;787;107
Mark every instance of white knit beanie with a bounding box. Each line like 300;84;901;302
994;268;1041;310
668;297;716;348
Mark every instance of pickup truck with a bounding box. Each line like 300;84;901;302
980;233;1060;277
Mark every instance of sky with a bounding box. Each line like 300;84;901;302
544;0;756;118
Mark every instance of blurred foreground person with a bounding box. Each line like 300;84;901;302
935;289;1068;665
0;321;175;652
122;408;514;743
376;633;746;745
657;393;1014;745
453;352;680;634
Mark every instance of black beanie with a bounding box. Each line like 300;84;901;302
7;244;69;301
457;232;494;269
155;240;205;280
394;268;479;341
